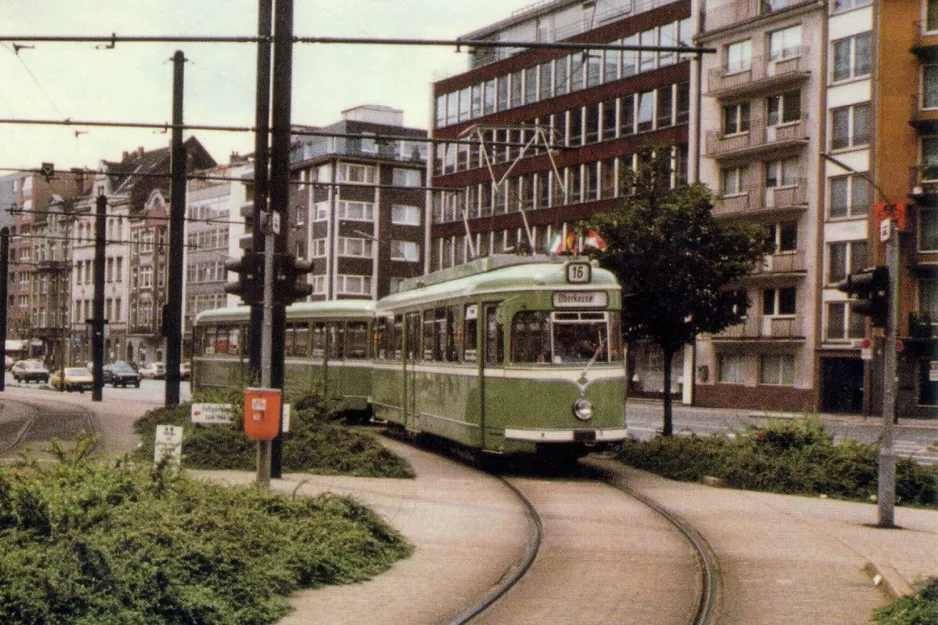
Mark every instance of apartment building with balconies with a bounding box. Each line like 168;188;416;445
693;0;825;412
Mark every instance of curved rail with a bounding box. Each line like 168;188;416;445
0;395;99;457
442;473;543;625
585;458;722;625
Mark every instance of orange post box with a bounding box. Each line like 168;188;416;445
243;388;282;441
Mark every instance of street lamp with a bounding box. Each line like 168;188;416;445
821;152;898;528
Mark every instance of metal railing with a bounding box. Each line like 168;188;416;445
705;115;809;158
704;0;815;32
712;315;804;340
712;179;808;216
707;48;810;95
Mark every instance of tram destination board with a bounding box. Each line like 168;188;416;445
552;291;608;308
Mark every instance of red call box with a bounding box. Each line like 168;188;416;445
243;388;282;441
874;203;908;232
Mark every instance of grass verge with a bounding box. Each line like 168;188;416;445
873;578;938;625
133;390;414;478
0;437;411;624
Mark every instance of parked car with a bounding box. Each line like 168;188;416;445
102;361;141;388
138;362;166;379
51;368;94;393
11;360;50;383
5;356;14;370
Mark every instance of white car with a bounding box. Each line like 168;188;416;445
138;362;166;379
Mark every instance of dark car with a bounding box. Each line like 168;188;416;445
102;361;141;388
11;360;50;383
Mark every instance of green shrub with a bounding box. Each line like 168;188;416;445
617;416;938;507
0;443;411;624
133;391;414;478
874;578;938;625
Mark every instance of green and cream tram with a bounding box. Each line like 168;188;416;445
192;300;376;412
371;256;628;457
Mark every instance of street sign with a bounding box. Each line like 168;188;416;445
191;403;234;424
879;219;890;242
154;424;183;470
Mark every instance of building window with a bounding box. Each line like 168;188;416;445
721;166;749;195
336;200;375;221
829;174;870;218
760;354;795;386
832;32;871;82
832;0;871;13
923;65;938;109
725;39;752;73
831;103;870;150
828;240;868;284
773;221;798;253
922;136;938;180
920;208;938;251
392;168;421;187
718;354;745;384
767;90;801;126
765;158;799;189
336;275;370;296
636;90;654;132
763;287;796;316
928;0;938;32
391;204;421;226
338;164;375;184
769;25;802;61
391;240;419;262
337;237;373;258
826;302;866;341
723;102;750;134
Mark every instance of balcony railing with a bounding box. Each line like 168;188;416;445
704;0;816;32
712;315;805;340
706;115;809;159
910;92;938;133
912;20;938;62
910;312;938;339
754;250;807;275
707;48;811;97
711;179;808;217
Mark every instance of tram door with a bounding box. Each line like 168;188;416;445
403;312;421;428
480;303;503;449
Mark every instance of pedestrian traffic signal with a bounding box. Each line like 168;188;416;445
835;266;889;328
273;253;314;305
224;252;264;305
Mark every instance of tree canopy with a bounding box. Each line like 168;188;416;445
587;148;773;434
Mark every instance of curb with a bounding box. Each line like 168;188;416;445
864;560;915;599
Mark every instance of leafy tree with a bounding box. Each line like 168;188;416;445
587;148;772;436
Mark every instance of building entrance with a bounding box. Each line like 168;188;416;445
821;357;864;413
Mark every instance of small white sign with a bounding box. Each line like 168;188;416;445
553;291;608;308
191;403;234;425
154;424;183;470
861;347;873;361
282;403;291;433
252;397;267;411
879;219;891;242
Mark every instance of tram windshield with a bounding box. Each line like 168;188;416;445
511;310;621;364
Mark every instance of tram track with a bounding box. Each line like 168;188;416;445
414;441;722;625
0;394;99;458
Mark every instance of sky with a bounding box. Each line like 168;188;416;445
0;0;536;172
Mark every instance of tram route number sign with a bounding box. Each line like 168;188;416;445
154;425;183;471
191;403;235;425
565;262;592;284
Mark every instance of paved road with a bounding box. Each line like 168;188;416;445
3;372;190;404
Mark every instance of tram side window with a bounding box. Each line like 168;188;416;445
285;323;309;358
485;306;504;365
346;322;369;359
311;322;327;358
406;313;420;360
394;315;404;359
205;325;240;355
330;323;346;359
511;311;551;363
445;306;458;362
464;305;478;363
375;317;390;360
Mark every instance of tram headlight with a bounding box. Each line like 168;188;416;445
572;398;594;421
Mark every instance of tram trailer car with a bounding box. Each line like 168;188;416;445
192;300;376;414
371;256;628;458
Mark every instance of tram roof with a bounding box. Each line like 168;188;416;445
194;299;375;325
379;259;619;310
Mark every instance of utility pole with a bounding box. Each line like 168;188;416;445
91;195;106;401
0;227;8;393
878;217;898;528
165;49;186;407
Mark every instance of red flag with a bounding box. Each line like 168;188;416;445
584;229;607;251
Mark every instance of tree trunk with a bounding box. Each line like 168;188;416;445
662;348;674;437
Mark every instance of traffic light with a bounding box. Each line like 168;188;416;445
224;251;264;305
835;266;889;328
273;253;314;305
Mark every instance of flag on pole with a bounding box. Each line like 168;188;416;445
566;231;577;254
545;232;565;254
584;229;608;251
